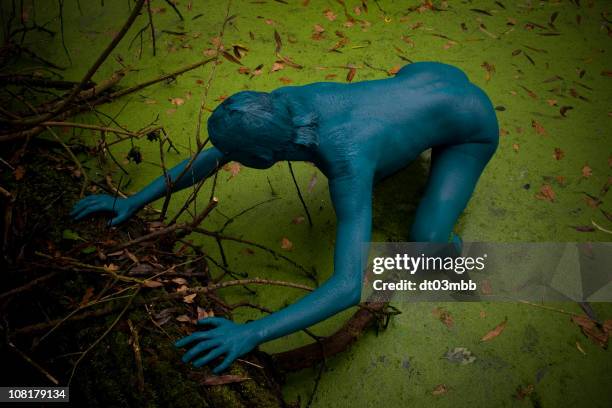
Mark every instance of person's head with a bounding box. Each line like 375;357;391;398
207;90;318;168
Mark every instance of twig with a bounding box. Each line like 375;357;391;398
57;0;72;65
41;121;157;137
45;126;89;196
193;227;317;282
164;0;184;21
287;161;313;226
108;58;214;100
0;271;58;301
4;0;146;127
68;287;140;385
194;0;233;148
127;319;145;393
146;0;156;56
7;341;60;385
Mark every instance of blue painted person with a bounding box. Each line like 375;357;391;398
71;62;499;373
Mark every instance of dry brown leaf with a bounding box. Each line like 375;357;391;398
515;384;535;400
172;277;188;285
581;164;592;178
432;307;454;328
531;120;547;136
203;375;250;386
13;166;25;181
553;147;565;160
143;280;163;288
104;263;119;272
279;77;293;84
271;62;284;72
170;97;185;106
535;184;555;202
183;293;197;304
571;315;608;348
281;237;294;250
481;317;507;341
323;9;337;21
431;384;449;396
292;216;305;224
175;314;192;323
223;162;241;179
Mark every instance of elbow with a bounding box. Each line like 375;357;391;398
331;278;362;307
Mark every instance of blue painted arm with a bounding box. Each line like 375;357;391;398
175;171;373;373
71;147;227;225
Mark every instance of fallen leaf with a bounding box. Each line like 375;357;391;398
432;307;454;328
183;293;197;304
223;162;241;179
571;225;595;232
515;384;535;400
346;67;357;82
431;384;449;396
531;120;547;136
279;77;293;84
13;166;25;180
271;61;284;72
170;97;185;106
197;307;214;320
292;216;305;224
323;8;337;21
535;184;555;202
571;315;608;348
281;237;293;250
104;263;119;272
203;375;250;386
143;280;163;288
553;148;565;160
581;164;592;178
172;277;188;285
481;317;507;341
388;65;401;75
481;61;495;81
175;314;192;323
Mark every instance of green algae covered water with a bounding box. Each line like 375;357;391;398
6;0;611;406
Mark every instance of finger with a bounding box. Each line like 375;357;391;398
192;346;227;368
182;339;222;363
212;351;238;374
109;211;130;226
73;203;107;220
70;196;98;216
197;317;229;327
174;331;217;348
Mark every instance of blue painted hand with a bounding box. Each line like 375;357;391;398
174;317;258;374
70;195;140;226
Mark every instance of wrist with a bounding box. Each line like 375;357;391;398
126;194;146;211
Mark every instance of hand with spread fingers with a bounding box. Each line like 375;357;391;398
70;194;140;226
174;317;258;374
